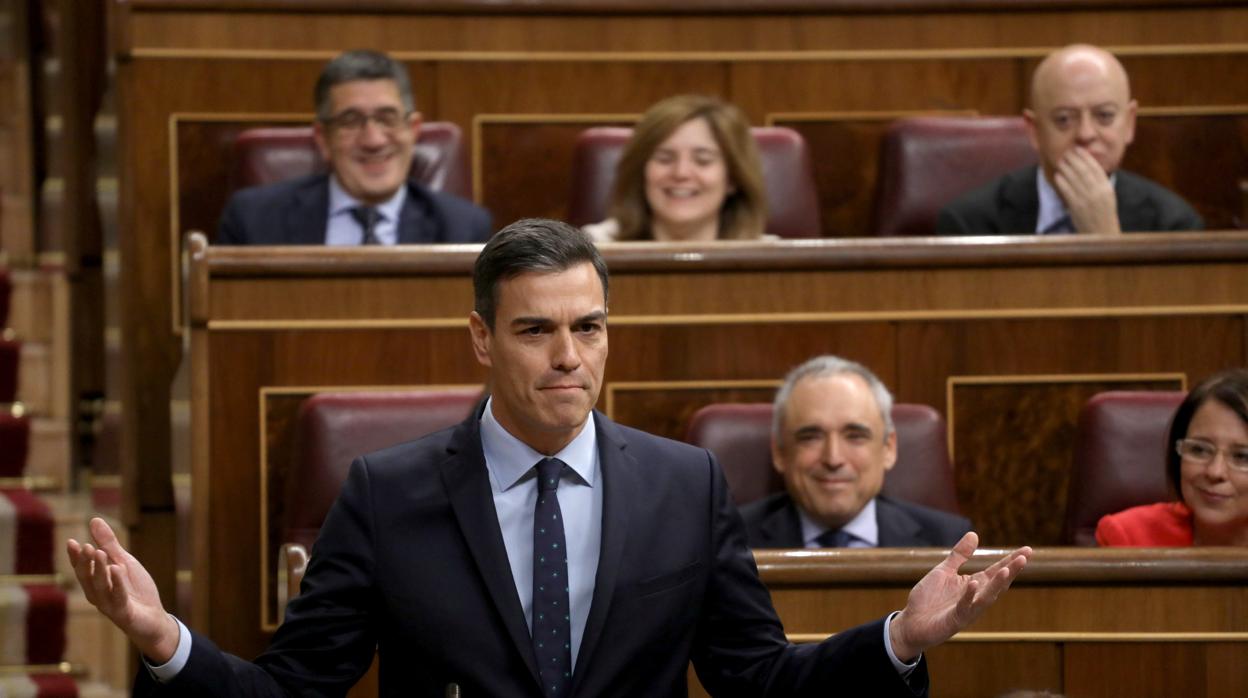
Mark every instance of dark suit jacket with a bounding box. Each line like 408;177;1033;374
216;173;493;245
137;410;927;697
934;165;1203;235
740;492;972;549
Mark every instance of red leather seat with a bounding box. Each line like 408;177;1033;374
685;402;961;515
1064;390;1185;546
0;407;30;477
0;267;10;327
229;122;472;199
872;116;1036;236
0;337;19;403
282;389;482;552
567;126;822;239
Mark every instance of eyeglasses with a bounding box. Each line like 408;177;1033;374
1175;438;1248;472
322;108;409;135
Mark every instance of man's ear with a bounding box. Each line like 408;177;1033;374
313;121;332;163
468;311;493;368
1022;108;1040;153
407;110;423;143
1123;99;1138;147
882;431;898;473
770;436;787;476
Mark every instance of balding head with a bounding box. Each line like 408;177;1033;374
1024;44;1137;183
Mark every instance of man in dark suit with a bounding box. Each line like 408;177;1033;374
936;44;1201;235
217;50;491;246
68;220;1030;696
742;356;972;549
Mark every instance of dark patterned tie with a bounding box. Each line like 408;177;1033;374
1041;214;1074;235
349;206;382;245
532;457;572;697
815;528;854;548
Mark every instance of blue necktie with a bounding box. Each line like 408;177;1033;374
348;206;382;245
532;458;572;697
816;528;854;548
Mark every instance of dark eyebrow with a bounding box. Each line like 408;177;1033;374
575;311;607;325
509;316;552;328
841;421;874;435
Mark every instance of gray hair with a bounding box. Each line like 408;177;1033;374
472;218;609;330
314;50;415;122
771;355;894;444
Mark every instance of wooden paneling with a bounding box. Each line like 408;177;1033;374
478;119;634;224
949;376;1184;546
187;236;1248;662
1125;112;1248;231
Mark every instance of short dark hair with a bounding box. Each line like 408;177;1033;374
1166;368;1248;499
473;219;609;329
314;50;415;122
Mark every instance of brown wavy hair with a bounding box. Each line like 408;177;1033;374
609;95;766;241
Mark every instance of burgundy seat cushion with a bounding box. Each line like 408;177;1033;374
230;122;472;199
872;116;1036;236
1064;390;1185;546
567;126;822;238
0;412;30;477
283;389;482;550
685;402;960;515
0;338;19;403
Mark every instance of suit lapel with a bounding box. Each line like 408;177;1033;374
1113;172;1154;232
285;175;331;244
570;412;635;693
759;497;805;547
397;181;439;244
997;165;1042;234
875;497;922;547
438;414;542;687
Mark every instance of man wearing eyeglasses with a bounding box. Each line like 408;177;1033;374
217;50;492;246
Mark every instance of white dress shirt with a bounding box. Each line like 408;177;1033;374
325;176;406;245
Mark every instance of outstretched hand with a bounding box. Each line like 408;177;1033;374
889;532;1031;661
66;517;181;664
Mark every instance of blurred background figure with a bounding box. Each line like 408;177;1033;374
583;94;768;242
1098;369;1248;546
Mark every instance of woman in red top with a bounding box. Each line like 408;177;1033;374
1097;369;1248;546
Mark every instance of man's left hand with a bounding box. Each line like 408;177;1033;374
888;532;1031;662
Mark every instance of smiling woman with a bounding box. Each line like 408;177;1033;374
1097;369;1248;547
583;94;767;242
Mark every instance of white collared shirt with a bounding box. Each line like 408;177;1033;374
325;176;406;245
479;398;603;669
1035;167;1117;234
799;497;879;548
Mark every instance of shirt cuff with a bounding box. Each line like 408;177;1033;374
883;611;920;678
144;615;192;682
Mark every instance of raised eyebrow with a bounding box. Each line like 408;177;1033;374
509;316;553;329
575;311;608;326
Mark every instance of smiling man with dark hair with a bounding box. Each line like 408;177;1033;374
217;49;491;246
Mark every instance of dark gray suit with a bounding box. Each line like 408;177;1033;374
216;174;492;245
934;165;1202;235
135;410;927;697
740;492;972;549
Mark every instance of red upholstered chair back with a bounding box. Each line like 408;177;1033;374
0;409;30;477
0;267;10;327
229;122;472;199
1064;390;1185;546
567;126;822;238
283;389;482;551
685;402;961;515
0;337;19;403
872;116;1037;236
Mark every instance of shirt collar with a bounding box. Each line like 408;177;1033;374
1034;166;1117;234
799;497;879;548
327;174;407;224
479;397;598;493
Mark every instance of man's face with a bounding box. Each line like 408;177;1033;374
1024;51;1137;183
313;78;420;205
772;373;897;530
469;263;608;455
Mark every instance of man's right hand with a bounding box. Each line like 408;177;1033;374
67;517;181;664
1053;147;1121;235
